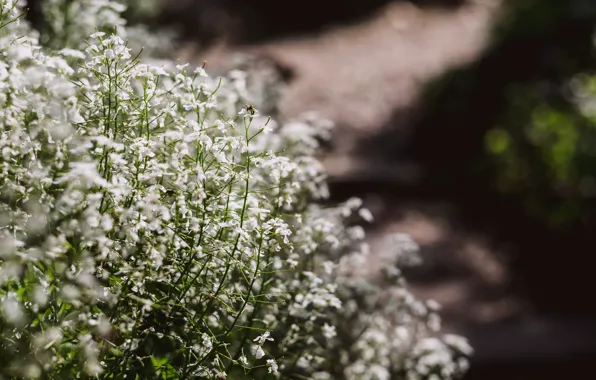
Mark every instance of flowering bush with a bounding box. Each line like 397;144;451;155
0;0;471;379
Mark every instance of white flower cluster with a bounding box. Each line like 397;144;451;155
38;0;175;59
0;1;471;379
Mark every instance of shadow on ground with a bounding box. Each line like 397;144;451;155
158;0;467;46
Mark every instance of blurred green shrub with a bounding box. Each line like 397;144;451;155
485;69;596;226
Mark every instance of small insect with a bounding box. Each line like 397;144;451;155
246;104;255;115
205;293;217;301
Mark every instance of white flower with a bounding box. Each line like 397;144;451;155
34;327;63;350
58;48;86;59
322;260;336;275
358;208;374;223
202;334;213;353
2;297;25;326
322;323;336;340
253;331;274;345
443;334;473;356
194;67;208;77
252;345;265;359
266;359;279;374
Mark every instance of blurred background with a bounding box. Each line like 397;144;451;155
41;0;596;378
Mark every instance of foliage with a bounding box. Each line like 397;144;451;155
477;0;596;227
485;70;596;226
